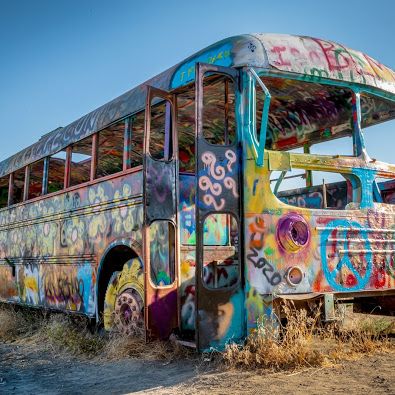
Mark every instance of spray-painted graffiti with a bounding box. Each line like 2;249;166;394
278;182;348;209
199;150;238;210
320;219;373;292
150;220;173;286
18;264;39;305
0;33;393;350
246;215;281;289
0;171;143;315
179;175;196;245
179;250;196;332
42;264;95;313
258;34;395;92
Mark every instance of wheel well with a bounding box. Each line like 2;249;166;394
97;245;139;322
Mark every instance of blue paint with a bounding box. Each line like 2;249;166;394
205;289;245;351
352;167;376;208
170;43;233;89
320;219;372;292
248;68;271;166
77;264;93;314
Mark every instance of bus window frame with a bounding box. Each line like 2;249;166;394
249;68;395;166
200;211;241;292
146;96;175;163
0;113;145;208
200;71;239;149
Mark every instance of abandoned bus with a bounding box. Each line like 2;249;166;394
0;34;394;352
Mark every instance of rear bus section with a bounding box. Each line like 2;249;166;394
243;70;395;330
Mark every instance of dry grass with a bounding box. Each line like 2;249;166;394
104;334;195;362
0;304;194;362
1;303;393;370
0;304;44;341
222;302;394;371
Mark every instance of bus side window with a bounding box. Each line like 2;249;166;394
203;75;236;145
11;167;25;205
149;220;175;287
149;99;173;161
48;150;67;194
131;112;144;168
202;213;239;289
177;90;195;173
28;159;44;200
0;176;9;208
70;136;93;187
97;121;124;178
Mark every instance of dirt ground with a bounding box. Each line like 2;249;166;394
0;341;394;395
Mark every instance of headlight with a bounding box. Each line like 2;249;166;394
276;213;310;252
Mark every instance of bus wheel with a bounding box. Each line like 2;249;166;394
113;288;143;335
103;258;144;335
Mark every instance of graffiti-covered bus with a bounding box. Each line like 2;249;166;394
0;34;394;351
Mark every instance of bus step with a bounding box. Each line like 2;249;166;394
174;339;196;349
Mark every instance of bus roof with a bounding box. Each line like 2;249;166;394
1;33;394;177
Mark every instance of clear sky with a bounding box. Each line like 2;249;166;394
0;0;394;162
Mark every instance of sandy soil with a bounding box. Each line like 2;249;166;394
0;341;394;395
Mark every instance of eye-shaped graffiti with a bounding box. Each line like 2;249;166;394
321;220;373;292
198;149;238;211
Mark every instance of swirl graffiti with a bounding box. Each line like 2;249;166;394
199;149;238;210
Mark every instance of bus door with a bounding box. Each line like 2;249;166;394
143;86;179;341
195;63;245;351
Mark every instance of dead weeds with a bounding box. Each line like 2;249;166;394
1;302;393;371
0;304;194;362
222;302;394;371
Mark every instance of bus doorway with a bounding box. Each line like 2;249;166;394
143;87;180;341
194;63;245;351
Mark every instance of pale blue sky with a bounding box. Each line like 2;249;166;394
0;0;394;162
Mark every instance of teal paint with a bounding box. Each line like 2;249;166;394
170;43;233;89
352;167;377;208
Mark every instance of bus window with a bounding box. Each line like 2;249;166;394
149;99;173;161
178;90;195;172
0;176;8;208
271;169;357;210
308;137;354;156
260;77;353;151
97;121;124;178
255;76;267;145
70;136;93;187
203;75;236;145
374;177;395;205
202;213;239;289
48;150;67;194
28;159;44;200
12;167;25;205
130;112;144;168
362;94;395;164
149;220;175;286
